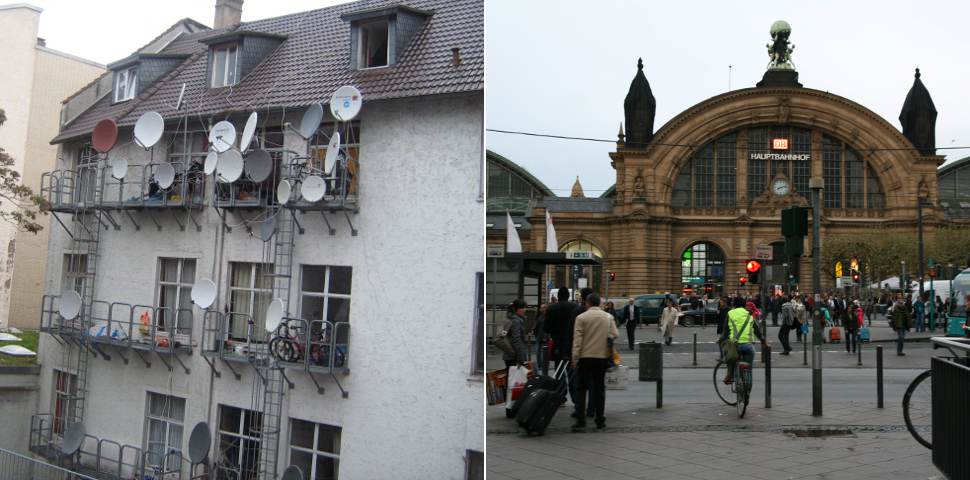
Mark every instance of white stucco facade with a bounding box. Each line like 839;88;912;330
35;92;484;478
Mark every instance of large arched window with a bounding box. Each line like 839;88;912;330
822;135;885;209
681;242;725;292
747;126;811;200
554;240;605;294
671;134;736;208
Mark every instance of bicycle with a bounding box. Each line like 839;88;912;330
712;348;753;417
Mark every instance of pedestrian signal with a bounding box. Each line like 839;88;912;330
745;259;761;284
609;272;616;281
852;271;860;283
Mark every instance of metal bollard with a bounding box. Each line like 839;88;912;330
803;333;808;366
857;340;862;367
692;333;697;366
876;345;884;408
765;344;772;408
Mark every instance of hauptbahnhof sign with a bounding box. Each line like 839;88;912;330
749;152;811;161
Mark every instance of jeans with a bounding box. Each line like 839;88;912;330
726;343;756;381
896;329;906;354
845;330;858;353
915;312;925;332
575;358;608;426
778;324;793;353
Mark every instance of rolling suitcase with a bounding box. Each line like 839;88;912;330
506;374;559;418
859;327;871;343
828;326;842;343
514;361;568;435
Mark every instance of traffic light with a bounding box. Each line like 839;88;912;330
745;259;762;284
852;271;860;283
739;275;748;286
609;272;616;281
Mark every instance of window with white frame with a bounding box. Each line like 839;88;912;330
114;67;137;102
228;262;272;341
299;266;351;326
52;369;77;435
217;405;262;480
211;45;239;88
358;20;388;68
465;450;483;480
157;258;196;334
473;272;484;375
62;254;88;295
289;419;341;480
144;392;185;472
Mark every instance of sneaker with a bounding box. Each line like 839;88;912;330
898;352;906;356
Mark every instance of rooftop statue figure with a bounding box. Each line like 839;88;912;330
767;20;796;71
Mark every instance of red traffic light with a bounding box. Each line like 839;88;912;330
609;272;616;281
746;260;762;273
739;275;748;285
852;272;860;282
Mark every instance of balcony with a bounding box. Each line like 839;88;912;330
283;158;358;213
40;295;195;373
40;166;100;213
100;163;206;210
29;413;183;480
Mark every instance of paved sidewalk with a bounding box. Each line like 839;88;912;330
487;368;941;479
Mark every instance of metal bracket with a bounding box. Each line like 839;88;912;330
187;211;201;232
292;213;305;235
343;211;357;236
91;343;111;361
95;213;111;231
308;371;326;395
51;213;76;239
124;210;141;231
217;209;232;233
331;372;349;398
220;357;242;380
202;355;222;378
111;344;129;365
280;368;295;390
170;210;185;231
156;351;173;372
173;352;190;374
320;211;336;235
133;349;152;368
102;211;120;231
251;363;266;384
147;210;162;231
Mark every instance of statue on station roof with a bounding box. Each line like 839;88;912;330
766;20;796;71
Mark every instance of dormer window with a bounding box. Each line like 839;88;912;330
211;45;239;87
358;20;389;69
114;67;137;102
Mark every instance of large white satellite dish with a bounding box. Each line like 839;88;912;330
240;112;258;153
330;85;363;122
301;175;325;203
244;149;273;183
190;279;217;309
134;112;164;149
59;290;82;320
156;162;176;189
204;151;218;176
111;157;128;180
324;132;340;175
265;298;285;332
217;150;244;183
276;180;292;205
259;216;276;242
62;423;86;455
209;121;237;153
298;104;323;139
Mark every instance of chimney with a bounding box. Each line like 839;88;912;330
214;0;243;29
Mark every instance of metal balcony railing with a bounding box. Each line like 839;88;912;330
269;317;350;374
40;166;100;213
0;445;100;480
214;179;268;209
284;155;358;212
101;163;206;210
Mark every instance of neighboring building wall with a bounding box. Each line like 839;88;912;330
0;367;40;455
36;92;483;477
9;47;103;330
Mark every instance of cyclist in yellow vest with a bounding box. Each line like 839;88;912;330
721;297;765;384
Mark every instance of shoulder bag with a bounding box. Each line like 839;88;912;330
494;319;516;355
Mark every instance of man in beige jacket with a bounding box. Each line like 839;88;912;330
571;293;619;431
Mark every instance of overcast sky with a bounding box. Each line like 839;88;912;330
486;0;970;197
30;0;352;65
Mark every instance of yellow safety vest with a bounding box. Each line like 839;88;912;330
727;307;755;344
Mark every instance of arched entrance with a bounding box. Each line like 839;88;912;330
554;239;605;294
681;242;726;296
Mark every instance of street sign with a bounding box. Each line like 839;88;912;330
755;244;773;260
565;251;594;260
487;244;505;258
546;280;554;289
835;261;843;278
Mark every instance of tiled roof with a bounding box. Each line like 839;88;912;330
53;0;483;143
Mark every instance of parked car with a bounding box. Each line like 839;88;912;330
677;305;719;327
632;294;679;325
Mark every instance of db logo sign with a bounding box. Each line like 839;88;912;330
772;138;789;150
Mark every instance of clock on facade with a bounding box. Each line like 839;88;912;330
772;178;791;196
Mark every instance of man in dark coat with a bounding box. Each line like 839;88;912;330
621;297;641;350
543;287;578;404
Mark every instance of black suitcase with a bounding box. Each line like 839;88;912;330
515;388;560;435
506;374;559;418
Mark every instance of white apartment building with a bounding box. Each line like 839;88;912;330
26;1;484;479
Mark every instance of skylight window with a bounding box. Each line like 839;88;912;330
114;67;137;102
211;45;239;88
358;20;388;68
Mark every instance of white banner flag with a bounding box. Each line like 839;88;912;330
506;212;522;253
545;210;558;253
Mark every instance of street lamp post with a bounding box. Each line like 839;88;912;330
917;196;925;298
901;261;907;294
810;177;824;417
783;262;789;295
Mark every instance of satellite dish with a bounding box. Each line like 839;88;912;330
61;422;86;455
240;112;258;153
204;151;218;176
301;175;325;203
92;119;118;153
216;150;244;183
187;422;212;464
190;279;217;309
134;112;164;149
298;104;323;139
244;149;273;183
265;298;285;332
58;290;82;320
281;465;304;480
156;162;176;189
259;216;276;242
324;132;340;175
111;157;128;180
209;121;237;153
330;85;363;122
276;180;292;205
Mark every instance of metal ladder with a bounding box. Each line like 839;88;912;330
257;206;297;479
63;165;104;429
